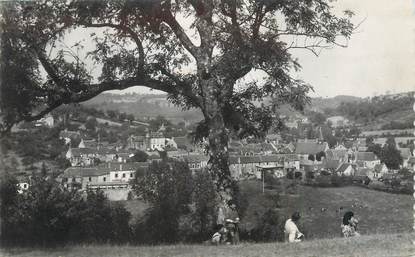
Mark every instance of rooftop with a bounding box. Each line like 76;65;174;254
355;152;378;162
295;142;328;155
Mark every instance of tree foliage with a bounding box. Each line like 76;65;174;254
128;150;149;162
0;172;131;246
380;137;403;170
334;96;413;125
132;159;193;243
1;0;354;203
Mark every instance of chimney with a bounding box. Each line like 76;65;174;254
120;164;122;171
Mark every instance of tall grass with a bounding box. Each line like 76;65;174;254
2;233;413;257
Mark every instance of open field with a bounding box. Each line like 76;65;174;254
239;180;413;239
2;233;413;257
118;180;413;240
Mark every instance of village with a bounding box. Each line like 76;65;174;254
12;106;415;201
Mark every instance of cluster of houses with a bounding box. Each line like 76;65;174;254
16;121;415;200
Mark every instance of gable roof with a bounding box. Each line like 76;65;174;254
97;148;117;155
324;159;342;170
99;162;148;171
398;148;411;159
128;135;146;142
275;154;299;161
260;155;282;163
266;134;282;141
173;136;193;149
326;149;348;160
63;167;109;178
183;154;209;163
59;130;80;138
295;142;328;155
355;152;377;162
239;143;276;153
70;148;96;157
355;168;370;177
239;156;261;164
374;163;386;172
336;163;354;174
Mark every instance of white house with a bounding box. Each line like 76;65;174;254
373;163;388;179
354;152;381;169
35;114;54;127
66;148;97;166
150;137;167;151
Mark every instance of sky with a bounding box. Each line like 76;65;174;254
64;0;415;98
292;0;415;98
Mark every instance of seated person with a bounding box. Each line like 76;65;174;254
341;211;360;237
284;212;304;243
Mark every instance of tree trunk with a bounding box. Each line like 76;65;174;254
205;108;236;225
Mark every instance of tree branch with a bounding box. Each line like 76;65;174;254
162;10;200;58
81;22;145;71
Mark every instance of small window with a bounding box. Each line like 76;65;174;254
23;184;27;189
103;177;106;182
122;173;126;178
115;173;118;178
130;173;133;178
88;177;92;182
72;178;75;182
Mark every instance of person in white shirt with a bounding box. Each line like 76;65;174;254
284;212;304;243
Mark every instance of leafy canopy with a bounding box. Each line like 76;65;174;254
1;0;354;139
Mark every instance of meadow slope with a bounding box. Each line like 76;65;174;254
238;181;413;239
2;233;414;257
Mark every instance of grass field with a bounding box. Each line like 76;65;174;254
2;233;414;257
118;180;412;239
238;180;413;239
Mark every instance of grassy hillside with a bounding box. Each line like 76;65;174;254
3;233;413;257
311;95;361;112
238;180;412;239
82;93;203;124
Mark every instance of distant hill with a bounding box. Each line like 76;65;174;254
83;91;413;129
82;93;203;124
310;95;361;112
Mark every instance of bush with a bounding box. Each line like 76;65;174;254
286;171;294;179
131;159;193;244
246;209;285;242
314;175;332;187
0;173;132;247
294;171;303;179
305;171;315;179
330;175;353;187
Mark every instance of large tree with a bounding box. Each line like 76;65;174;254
1;0;354;206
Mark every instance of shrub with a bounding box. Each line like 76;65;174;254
294;171;303;179
247;209;285;242
131;159;193;244
330;175;353;187
0;173;132;247
305;171;315;179
314;175;332;187
286;170;294;179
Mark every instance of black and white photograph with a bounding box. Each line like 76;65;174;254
0;0;414;256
